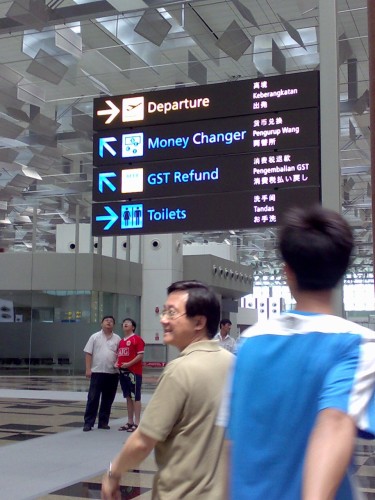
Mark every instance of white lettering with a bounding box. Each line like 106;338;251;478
297;163;309;171
147;97;211;115
253;165;296;175
281;126;300;134
253;88;298;100
253;129;281;137
254;205;275;213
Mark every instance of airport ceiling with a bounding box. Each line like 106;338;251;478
0;0;372;283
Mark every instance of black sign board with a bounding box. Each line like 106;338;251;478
92;71;321;235
92;148;320;202
92;186;321;236
93;108;320;167
93;71;319;130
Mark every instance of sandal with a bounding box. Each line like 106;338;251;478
119;423;133;431
127;424;138;433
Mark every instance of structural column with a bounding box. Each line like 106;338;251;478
368;0;375;288
141;234;183;362
319;0;344;316
319;0;340;210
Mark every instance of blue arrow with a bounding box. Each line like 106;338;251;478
99;137;117;157
99;172;116;193
96;206;119;230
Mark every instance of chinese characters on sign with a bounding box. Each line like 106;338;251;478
252;153;310;187
252;79;299;111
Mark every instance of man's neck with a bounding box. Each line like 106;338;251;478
180;333;209;351
103;328;113;337
294;289;335;315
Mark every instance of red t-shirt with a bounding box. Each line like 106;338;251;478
117;334;145;375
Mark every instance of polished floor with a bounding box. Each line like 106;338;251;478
0;374;157;500
0;375;375;499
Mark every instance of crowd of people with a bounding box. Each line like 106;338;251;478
82;205;375;500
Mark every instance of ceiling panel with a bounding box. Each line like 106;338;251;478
0;0;371;281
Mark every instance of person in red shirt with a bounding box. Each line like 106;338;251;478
116;318;145;432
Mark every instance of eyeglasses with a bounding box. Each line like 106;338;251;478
159;310;187;320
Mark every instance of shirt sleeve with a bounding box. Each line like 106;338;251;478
230;337;236;353
83;334;95;354
319;335;375;437
135;335;145;354
139;365;187;442
216;362;234;429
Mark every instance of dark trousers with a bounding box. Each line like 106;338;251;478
84;372;119;427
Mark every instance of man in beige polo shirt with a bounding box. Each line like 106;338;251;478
102;280;233;499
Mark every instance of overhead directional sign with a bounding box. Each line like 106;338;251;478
93;108;320;167
92;186;321;236
92;70;321;235
92;149;320;202
93;71;319;130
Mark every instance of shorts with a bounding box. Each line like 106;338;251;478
119;370;142;401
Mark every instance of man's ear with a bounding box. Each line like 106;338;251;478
194;315;207;332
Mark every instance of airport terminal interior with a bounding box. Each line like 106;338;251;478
0;0;374;498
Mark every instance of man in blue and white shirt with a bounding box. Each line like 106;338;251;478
215;319;236;353
221;205;375;500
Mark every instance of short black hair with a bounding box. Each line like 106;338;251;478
122;317;136;331
220;319;232;328
102;315;115;324
279;205;353;291
167;280;220;338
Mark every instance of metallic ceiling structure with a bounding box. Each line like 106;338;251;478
0;0;372;285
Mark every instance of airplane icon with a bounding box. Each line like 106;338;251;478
122;96;145;121
124;101;142;112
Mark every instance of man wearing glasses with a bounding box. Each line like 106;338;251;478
102;280;234;499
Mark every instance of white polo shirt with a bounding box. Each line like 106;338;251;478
214;333;236;353
84;330;121;373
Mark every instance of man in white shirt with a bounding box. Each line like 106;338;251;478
83;315;121;432
214;319;236;353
